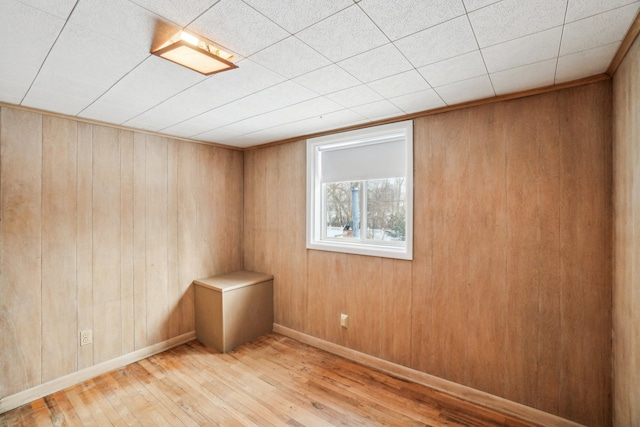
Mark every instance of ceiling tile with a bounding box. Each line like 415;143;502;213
367;70;431;98
189;0;289;56
296;5;388;62
338;43;413;83
264;108;367;136
490;59;556;95
389;89;446;114
418;50;486;87
394;16;477;68
0;0;65;104
21;86;99;116
70;0;165;52
156;115;224;137
462;0;501;12
210;59;287;93
326;85;383;108
124;112;183;133
293;65;360;95
254;80;319;108
185;80;320;131
468;0;566;47
79;56;206;123
560;3;638;55
191;127;242;143
193;95;285;128
434;75;494;105
77;101;143;125
302;108;368;130
565;0;639;22
358;0;466;40
22;22;149;115
243;0;353;33
350;100;403;120
15;0;76;19
249;36;331;78
137;78;250;126
213;115;277;136
250;97;345;128
0;80;28;105
128;0;215;26
555;42;620;83
482;27;562;73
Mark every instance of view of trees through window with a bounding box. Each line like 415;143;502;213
324;178;406;241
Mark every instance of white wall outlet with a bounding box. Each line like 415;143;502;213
340;313;349;328
80;330;92;346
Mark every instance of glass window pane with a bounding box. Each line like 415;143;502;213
324;181;360;238
365;178;406;241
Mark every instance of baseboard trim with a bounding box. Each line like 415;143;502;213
273;324;584;427
0;331;196;414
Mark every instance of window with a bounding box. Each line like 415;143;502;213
306;120;413;260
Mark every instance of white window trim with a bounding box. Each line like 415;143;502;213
306;120;413;260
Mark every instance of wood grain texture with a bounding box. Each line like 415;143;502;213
167;140;180;339
0;106;244;402
144;135;169;346
77;123;94;370
244;82;613;426
612;32;640;427
175;140;198;336
0;335;545;427
273;142;308;333
41;115;78;382
466;102;506;397
558;83;612;427
533;93;562;415
119;130;135;355
92;125;122;364
0;108;42;398
132;132;147;350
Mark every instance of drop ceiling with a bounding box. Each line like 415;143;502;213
1;0;638;148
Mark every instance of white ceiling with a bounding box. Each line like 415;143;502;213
1;0;638;148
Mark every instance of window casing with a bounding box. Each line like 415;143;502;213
306;121;413;260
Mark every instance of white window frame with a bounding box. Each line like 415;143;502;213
306;120;413;260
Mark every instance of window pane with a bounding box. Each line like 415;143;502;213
324;181;360;238
365;178;406;241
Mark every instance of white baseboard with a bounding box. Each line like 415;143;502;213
273;324;585;427
0;331;196;414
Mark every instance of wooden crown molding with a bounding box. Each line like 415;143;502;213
607;8;640;76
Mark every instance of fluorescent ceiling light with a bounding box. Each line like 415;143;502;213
152;31;238;76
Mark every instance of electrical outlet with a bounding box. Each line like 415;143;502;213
340;313;349;328
80;330;92;346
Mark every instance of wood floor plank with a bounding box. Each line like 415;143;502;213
0;334;546;426
49;389;86;426
64;385;99;426
254;341;442;426
159;348;277;423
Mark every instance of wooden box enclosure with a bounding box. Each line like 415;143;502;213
194;270;274;353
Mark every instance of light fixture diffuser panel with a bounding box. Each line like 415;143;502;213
153;41;237;76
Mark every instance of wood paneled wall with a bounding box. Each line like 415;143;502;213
244;82;613;426
613;34;640;427
0;107;243;398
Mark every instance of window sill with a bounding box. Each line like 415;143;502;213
306;239;412;260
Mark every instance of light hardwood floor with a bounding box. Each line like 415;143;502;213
0;335;539;426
